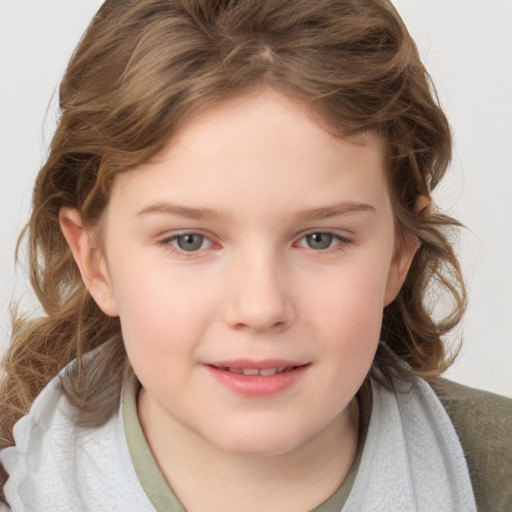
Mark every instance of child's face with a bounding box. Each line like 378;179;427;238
89;89;414;457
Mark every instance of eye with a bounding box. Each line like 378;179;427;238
177;234;207;251
161;233;212;252
297;231;347;251
304;232;334;250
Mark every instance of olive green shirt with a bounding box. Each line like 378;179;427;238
122;379;512;512
430;379;512;512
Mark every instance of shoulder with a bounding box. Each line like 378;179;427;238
0;371;155;511
430;378;512;512
0;376;71;509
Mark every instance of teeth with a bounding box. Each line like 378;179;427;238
222;367;296;376
214;364;301;376
242;368;259;376
259;368;278;376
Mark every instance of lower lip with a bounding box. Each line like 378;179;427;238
205;365;309;397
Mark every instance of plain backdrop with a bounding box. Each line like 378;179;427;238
1;0;511;397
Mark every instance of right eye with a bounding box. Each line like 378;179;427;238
160;233;212;253
296;231;350;252
302;232;335;250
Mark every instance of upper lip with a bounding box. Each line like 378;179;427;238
207;359;307;370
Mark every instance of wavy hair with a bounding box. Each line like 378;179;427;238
1;0;465;483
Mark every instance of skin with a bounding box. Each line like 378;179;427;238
61;89;419;512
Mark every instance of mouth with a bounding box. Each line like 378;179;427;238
205;360;310;397
210;365;301;376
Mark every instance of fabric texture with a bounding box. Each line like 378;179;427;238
0;376;156;512
432;379;512;512
0;361;479;512
341;377;477;511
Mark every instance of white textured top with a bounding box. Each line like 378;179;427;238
0;368;476;511
0;377;156;512
343;377;477;511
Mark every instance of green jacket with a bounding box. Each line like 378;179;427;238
432;379;512;512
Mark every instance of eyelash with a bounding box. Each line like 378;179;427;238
158;232;212;255
296;230;351;252
157;230;352;256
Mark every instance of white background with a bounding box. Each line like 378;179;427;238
1;0;510;397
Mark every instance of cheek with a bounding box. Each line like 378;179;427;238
303;258;390;364
308;259;389;325
106;255;216;369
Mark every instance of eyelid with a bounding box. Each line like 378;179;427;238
158;230;217;254
296;229;352;242
295;229;353;250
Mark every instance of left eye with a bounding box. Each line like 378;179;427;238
298;232;339;250
170;234;211;252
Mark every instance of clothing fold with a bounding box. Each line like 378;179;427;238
0;363;476;512
342;377;476;511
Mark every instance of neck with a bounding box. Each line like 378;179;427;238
138;390;359;512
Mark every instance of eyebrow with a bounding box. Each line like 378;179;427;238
136;202;222;220
136;200;375;221
296;202;376;221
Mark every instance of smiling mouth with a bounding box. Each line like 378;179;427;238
206;362;309;396
211;366;300;376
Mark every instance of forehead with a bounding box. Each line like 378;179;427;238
108;89;390;220
158;89;380;166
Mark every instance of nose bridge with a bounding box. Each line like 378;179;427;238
223;245;293;331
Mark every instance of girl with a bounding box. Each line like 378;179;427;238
1;1;510;511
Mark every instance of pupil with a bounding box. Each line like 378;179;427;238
307;233;332;250
177;234;203;251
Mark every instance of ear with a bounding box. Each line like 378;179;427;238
59;207;119;316
383;195;431;306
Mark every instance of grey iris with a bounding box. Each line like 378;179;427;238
177;234;204;251
306;233;333;250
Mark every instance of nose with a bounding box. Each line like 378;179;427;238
222;251;295;332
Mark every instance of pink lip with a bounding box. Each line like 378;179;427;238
205;359;310;397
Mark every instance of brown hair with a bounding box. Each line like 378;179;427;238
1;0;465;481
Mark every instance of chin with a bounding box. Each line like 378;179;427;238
222;439;300;458
207;422;314;459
